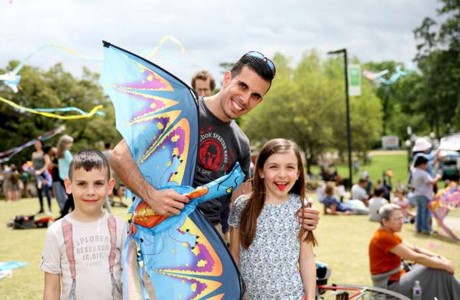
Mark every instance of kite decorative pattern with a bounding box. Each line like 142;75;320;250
99;42;243;300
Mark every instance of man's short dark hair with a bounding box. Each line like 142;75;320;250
191;70;216;91
414;155;429;167
231;52;275;84
69;149;111;180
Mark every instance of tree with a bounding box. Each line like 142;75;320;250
239;51;382;174
387;71;428;138
0;62;119;165
361;61;407;136
413;0;460;135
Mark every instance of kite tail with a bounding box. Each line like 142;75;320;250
137;243;150;300
69;279;77;300
111;272;122;298
123;235;145;300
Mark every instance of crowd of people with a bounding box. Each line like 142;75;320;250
37;51;321;299
1;135;127;218
314;136;460;298
1;50;458;299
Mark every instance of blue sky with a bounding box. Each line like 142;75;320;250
1;0;439;87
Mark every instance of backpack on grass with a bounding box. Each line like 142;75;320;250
8;214;53;229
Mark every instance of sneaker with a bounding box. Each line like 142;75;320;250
420;230;436;236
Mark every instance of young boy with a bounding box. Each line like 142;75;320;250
41;150;126;300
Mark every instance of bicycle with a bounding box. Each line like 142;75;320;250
317;284;410;299
315;262;410;300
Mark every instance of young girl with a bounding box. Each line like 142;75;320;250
392;187;415;223
31;140;52;213
56;135;75;218
229;138;317;299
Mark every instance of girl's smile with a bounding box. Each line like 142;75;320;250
260;149;299;203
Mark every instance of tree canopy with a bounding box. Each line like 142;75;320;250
0;62;119;165
411;0;460;136
1;1;458;168
239;51;382;170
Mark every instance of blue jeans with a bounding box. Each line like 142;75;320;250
36;175;52;212
414;195;431;232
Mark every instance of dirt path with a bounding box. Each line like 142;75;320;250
369;150;407;156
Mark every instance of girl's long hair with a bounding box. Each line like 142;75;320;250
239;138;317;249
56;135;74;159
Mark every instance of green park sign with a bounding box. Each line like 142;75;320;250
348;64;361;96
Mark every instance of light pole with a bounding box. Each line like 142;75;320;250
328;48;353;188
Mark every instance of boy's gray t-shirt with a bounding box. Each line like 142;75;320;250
411;168;433;199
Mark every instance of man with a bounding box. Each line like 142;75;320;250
191;70;216;97
369;204;460;299
351;178;369;205
411;138;437;176
411;155;441;234
110;51;319;231
192;69;232;242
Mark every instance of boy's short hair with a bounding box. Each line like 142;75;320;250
414;155;429;167
325;183;335;195
69;149;111;180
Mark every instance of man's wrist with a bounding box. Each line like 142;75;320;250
144;185;157;202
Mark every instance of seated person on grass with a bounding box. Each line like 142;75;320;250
369;204;460;299
351;178;369;206
323;183;369;215
368;188;389;222
392;187;415;223
323;183;352;215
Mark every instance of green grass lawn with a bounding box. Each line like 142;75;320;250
314;207;460;286
0;199;128;300
311;150;409;187
1;198;459;299
310;150;460;285
1;150;459;299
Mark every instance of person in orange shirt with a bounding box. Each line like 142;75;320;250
369;203;460;299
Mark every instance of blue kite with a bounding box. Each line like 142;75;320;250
99;42;244;300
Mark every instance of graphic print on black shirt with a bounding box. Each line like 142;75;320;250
197;126;234;177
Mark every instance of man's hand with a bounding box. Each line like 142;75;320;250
143;186;190;216
297;205;320;231
110;140;190;217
